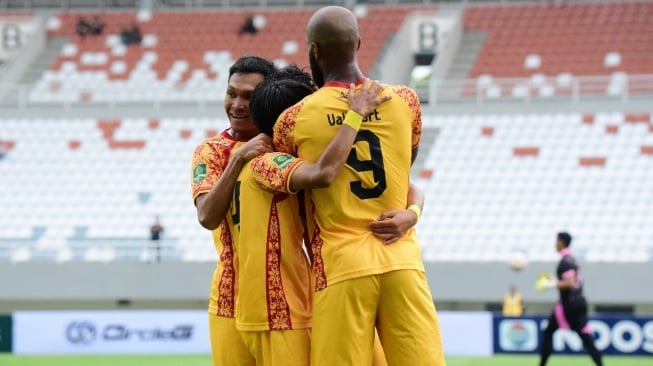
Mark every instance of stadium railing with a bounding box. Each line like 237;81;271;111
0;0;621;10
1;0;428;9
1;73;651;109
0;240;216;263
426;74;653;105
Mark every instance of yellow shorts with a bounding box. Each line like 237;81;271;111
209;313;255;366
372;328;388;366
311;270;445;366
240;328;310;366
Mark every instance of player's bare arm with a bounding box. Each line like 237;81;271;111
369;183;424;244
195;133;273;230
411;146;419;165
557;272;575;289
288;79;391;191
371;84;423;244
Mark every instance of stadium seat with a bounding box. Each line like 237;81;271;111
414;111;653;262
0;117;232;261
463;2;653;97
30;5;428;103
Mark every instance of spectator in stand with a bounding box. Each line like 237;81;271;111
89;16;106;36
239;14;258;36
121;22;142;46
149;216;165;263
76;17;91;38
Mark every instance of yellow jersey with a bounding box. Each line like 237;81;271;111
191;129;246;317
271;80;424;291
229;157;312;331
503;294;524;317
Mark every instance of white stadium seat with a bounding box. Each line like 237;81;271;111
1;111;651;263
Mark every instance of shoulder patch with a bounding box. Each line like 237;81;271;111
192;163;207;183
272;153;294;169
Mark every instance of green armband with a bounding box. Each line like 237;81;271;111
343;110;364;131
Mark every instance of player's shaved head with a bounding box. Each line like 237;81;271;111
307;6;359;50
306;6;363;86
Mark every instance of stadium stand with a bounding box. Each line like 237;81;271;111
1;112;651;263
0;1;651;266
29;6;426;103
415;112;653;263
0;117;222;262
466;2;653;78
462;1;653;98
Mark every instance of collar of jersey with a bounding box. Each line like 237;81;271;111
222;128;250;142
323;77;366;88
559;248;571;257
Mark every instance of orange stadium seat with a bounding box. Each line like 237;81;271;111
31;6;424;103
462;2;653;97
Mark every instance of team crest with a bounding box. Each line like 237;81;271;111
193;163;207;183
272;154;293;169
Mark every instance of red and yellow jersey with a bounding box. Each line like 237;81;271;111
271;80;424;291
227;157;312;331
250;153;317;263
190;129;247;317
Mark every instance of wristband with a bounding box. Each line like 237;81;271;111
407;204;421;222
343;110;364;131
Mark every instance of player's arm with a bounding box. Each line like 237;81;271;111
288;79;391;190
409;87;422;166
536;264;575;291
557;269;576;289
369;86;423;244
369;183;424;245
411;146;419;166
194;134;272;230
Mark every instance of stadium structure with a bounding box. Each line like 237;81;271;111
0;0;652;359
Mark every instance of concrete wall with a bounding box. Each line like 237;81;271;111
1;261;651;313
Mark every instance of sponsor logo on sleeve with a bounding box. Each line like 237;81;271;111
192;164;207;184
272;154;293;169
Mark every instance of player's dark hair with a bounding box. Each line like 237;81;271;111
273;64;315;86
557;232;572;247
228;55;276;79
249;79;314;137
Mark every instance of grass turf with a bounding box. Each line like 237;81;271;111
0;354;648;365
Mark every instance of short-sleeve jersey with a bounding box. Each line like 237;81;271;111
556;249;584;305
229;157;312;331
251;153;316;261
190;129;246;317
272;80;424;291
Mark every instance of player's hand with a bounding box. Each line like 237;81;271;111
236;133;273;162
348;78;391;117
369;209;417;245
535;273;557;291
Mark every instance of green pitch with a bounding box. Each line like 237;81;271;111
0;354;649;365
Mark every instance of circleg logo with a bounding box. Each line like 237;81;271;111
66;321;97;344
